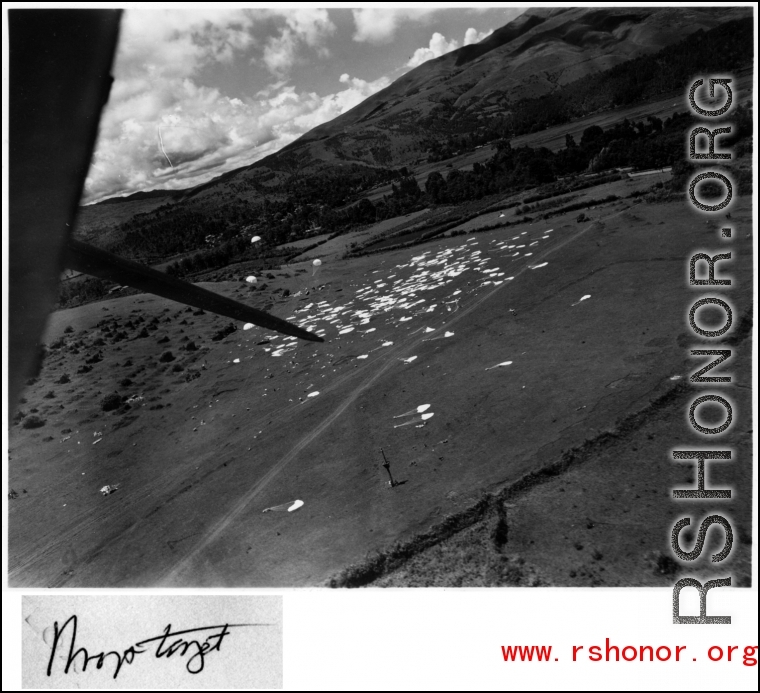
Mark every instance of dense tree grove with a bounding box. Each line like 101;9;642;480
422;104;750;205
100;101;752;284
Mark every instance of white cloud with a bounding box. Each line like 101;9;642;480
352;8;440;43
406;32;461;68
83;9;498;203
83;8;349;202
262;8;335;75
263;29;300;74
113;9;257;82
464;27;494;45
84;68;390;203
403;26;496;69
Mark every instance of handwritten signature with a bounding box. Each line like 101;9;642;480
46;615;265;679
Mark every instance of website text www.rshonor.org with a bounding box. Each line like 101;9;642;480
500;642;757;665
670;75;742;625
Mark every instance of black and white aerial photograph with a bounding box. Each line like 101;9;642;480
6;5;755;589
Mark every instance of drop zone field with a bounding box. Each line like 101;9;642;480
8;192;753;587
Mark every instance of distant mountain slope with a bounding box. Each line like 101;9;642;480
77;6;752;245
271;6;748;168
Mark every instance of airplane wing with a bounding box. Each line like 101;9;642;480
65;239;322;343
7;9;321;412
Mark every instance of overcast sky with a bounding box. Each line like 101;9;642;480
84;6;526;204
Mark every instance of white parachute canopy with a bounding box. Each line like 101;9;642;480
246;275;257;284
263;499;304;513
251;235;261;243
312;258;322;277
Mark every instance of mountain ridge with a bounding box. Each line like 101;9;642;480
88;6;750;211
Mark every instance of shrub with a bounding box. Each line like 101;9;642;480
185;341;198;351
101;393;123;412
57;374;71;384
64;326;74;334
211;324;237;342
159;351;175;362
22;415;46;429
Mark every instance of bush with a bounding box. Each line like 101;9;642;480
64;326;74;334
22;415;46;429
57;374;71;384
185;341;198;351
101;393;123;412
159;351;175;362
211;324;237;342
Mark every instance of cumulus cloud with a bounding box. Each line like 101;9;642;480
403;26;496;69
352;8;439;43
112;8;256;83
85;63;390;203
83;9;498;203
405;32;461;68
262;8;335;75
464;27;494;45
84;8;354;202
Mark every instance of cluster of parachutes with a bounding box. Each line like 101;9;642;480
245;257;322;286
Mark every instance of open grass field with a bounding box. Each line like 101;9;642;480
8;187;753;587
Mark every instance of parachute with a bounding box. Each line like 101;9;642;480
245;275;257;284
312;258;322;278
251;235;261;243
263;499;304;513
393;404;430;418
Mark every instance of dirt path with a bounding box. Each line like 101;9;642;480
161;205;635;584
